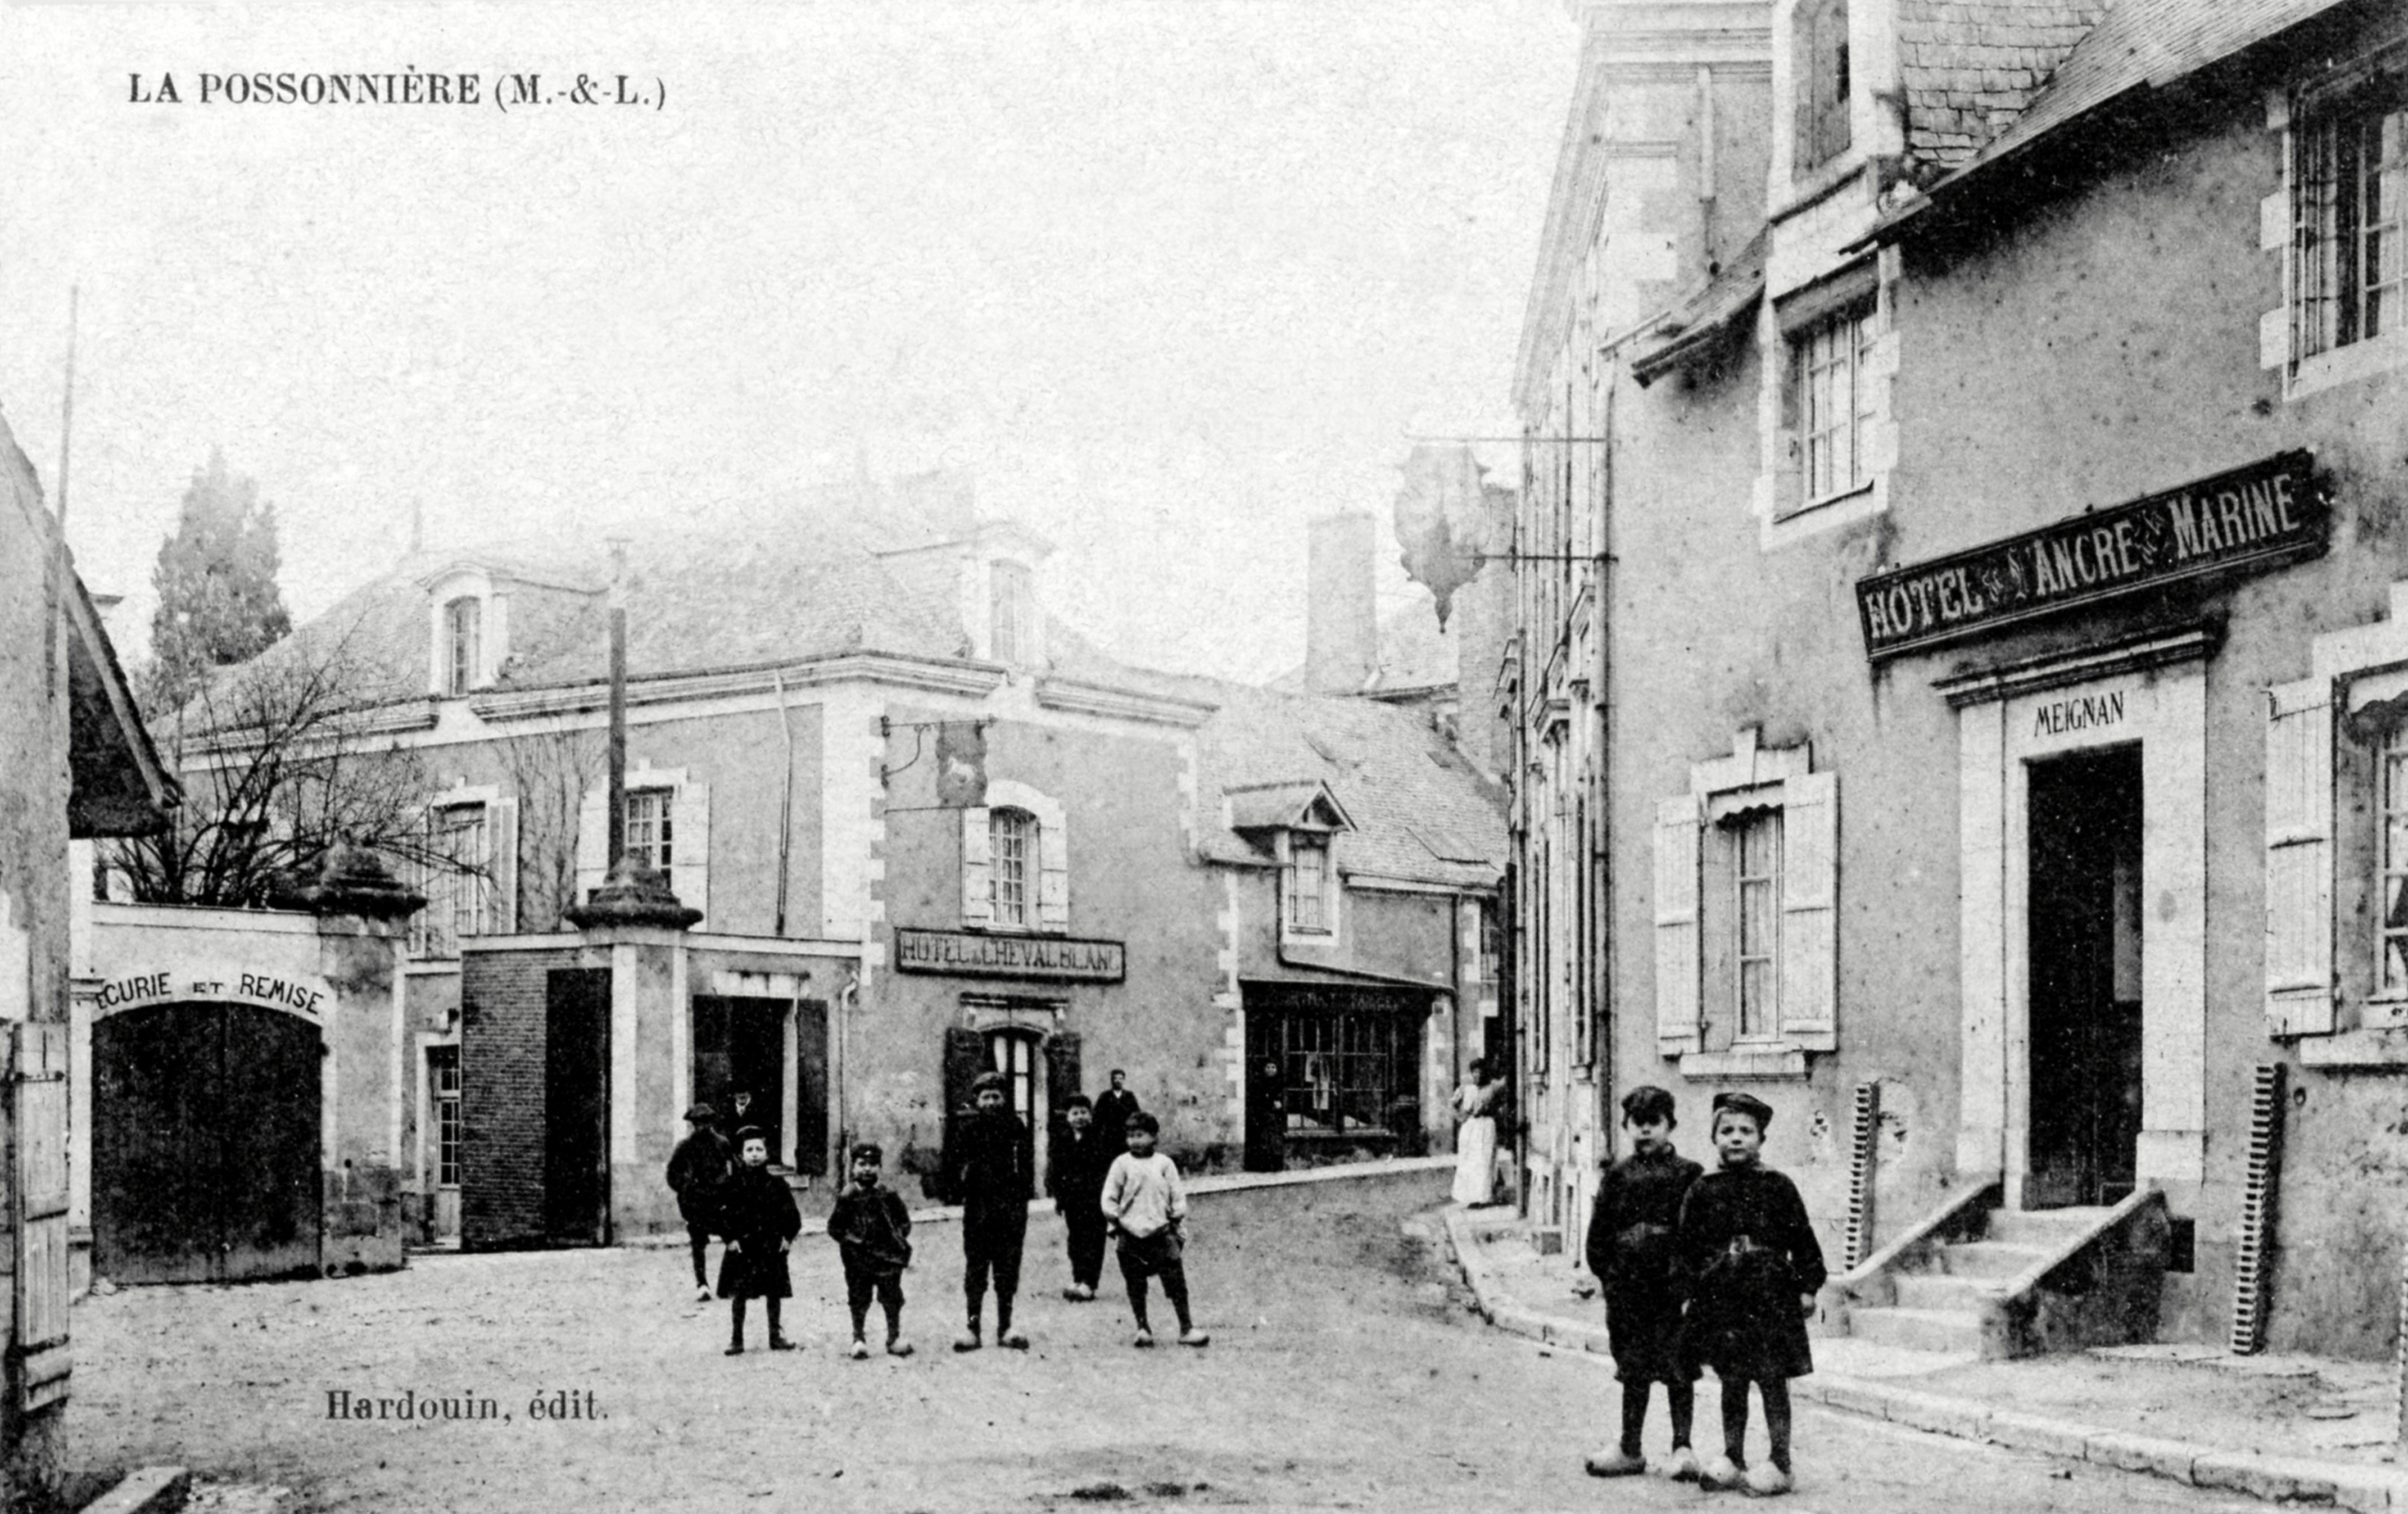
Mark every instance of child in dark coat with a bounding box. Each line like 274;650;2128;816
947;1069;1032;1351
666;1103;732;1302
1679;1092;1827;1497
716;1126;802;1355
1049;1094;1112;1301
1582;1085;1705;1481
828;1141;915;1359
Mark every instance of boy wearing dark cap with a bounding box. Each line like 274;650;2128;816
666;1103;733;1302
716;1125;802;1355
1584;1085;1704;1480
1049;1094;1112;1301
828;1141;915;1359
1678;1092;1826;1497
947;1069;1032;1352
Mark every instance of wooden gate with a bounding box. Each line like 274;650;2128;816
92;1002;323;1285
543;969;610;1245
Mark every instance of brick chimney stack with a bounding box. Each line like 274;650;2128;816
1306;512;1379;696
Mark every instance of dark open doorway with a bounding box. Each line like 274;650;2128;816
692;996;787;1166
2026;744;2144;1209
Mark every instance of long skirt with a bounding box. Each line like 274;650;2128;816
1452;1114;1497;1204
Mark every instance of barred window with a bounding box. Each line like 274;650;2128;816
991;807;1035;928
2297;73;2407;363
1791;300;1878;507
1280;1012;1415;1139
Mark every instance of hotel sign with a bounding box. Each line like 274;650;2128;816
1856;451;2326;661
893;928;1127;983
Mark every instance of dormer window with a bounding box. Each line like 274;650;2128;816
991;561;1036;665
1287;834;1333;934
443;597;482;697
1795;0;1851;173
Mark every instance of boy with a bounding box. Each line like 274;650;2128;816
715;1125;801;1355
1678;1092;1826;1497
1100;1111;1208;1348
828;1141;915;1359
947;1069;1032;1351
1582;1085;1703;1480
666;1102;731;1302
1049;1093;1112;1301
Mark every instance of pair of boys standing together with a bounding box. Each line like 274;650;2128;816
705;1070;1208;1357
1583;1086;1827;1498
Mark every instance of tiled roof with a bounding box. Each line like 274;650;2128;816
1900;0;2114;166
1902;0;2359;197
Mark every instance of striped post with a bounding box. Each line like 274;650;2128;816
1843;1081;1882;1269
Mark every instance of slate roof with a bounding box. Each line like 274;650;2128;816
1268;590;1461;698
1900;0;2115;166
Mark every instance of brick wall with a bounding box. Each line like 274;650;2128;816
461;948;576;1250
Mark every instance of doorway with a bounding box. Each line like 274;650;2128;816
692;996;787;1166
2025;746;2144;1209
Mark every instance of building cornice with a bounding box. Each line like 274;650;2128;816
1031;675;1219;729
468;654;1008;723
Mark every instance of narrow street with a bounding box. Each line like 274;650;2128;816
71;1183;2263;1513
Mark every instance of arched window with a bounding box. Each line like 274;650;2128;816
991;807;1037;927
443;596;482;696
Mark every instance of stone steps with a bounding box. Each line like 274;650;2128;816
1848;1304;1986;1354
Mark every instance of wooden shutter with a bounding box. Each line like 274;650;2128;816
961;807;994;926
1037;818;1070;932
677;783;710;925
938;1027;987;1204
15;1023;69;1413
487;797;519;935
2265;677;2335;1035
1654;796;1703;1055
1043;1030;1083;1159
573;786;608;909
1781;770;1840;1051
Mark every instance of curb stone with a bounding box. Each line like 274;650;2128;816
82;1467;189;1514
1438;1207;2408;1510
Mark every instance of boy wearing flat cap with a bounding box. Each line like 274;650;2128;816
946;1069;1032;1352
1583;1085;1704;1480
716;1125;802;1355
1677;1091;1826;1497
666;1104;732;1301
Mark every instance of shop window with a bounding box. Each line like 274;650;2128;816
1280;1012;1415;1143
1789;299;1879;510
1655;732;1837;1074
1794;0;1851;173
2293;68;2406;365
961;782;1068;932
441;597;482;697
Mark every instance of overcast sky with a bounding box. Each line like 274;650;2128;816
0;3;1571;681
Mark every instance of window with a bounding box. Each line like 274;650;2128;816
991;561;1036;665
1733;812;1784;1039
1795;0;1851;173
412;804;490;958
430;1047;462;1188
991;807;1035;928
1288;835;1333;934
1792;301;1879;507
2295;70;2406;363
626;788;674;872
2384;727;2408;997
442;597;482;696
1279;1012;1415;1141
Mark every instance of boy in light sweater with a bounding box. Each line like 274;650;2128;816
1100;1112;1208;1348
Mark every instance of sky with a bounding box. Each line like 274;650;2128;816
0;2;1573;682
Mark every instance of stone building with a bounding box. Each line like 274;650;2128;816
1510;0;2408;1357
0;409;176;1503
177;475;1505;1246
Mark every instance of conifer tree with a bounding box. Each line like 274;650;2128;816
145;449;292;712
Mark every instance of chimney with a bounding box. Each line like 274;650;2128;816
1306;511;1378;696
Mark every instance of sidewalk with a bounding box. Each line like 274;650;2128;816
1443;1206;2408;1511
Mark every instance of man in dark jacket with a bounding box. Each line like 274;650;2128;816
1048;1093;1114;1301
666;1104;732;1301
947;1070;1032;1352
1093;1069;1140;1157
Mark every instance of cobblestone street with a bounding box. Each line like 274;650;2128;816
66;1183;2274;1513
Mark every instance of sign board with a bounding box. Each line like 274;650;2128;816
1855;451;2326;661
90;968;333;1021
892;928;1126;983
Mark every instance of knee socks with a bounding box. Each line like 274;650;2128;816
1761;1380;1793;1473
1720;1378;1752;1467
1158;1262;1193;1332
1617;1381;1695;1457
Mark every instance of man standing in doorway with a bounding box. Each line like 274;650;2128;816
1094;1069;1140;1157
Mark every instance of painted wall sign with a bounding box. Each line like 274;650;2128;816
91;968;333;1020
2033;689;2127;739
892;928;1127;983
1856;451;2325;661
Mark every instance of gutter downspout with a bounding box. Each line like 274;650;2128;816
773;670;796;936
1512;431;1536;1216
1595;366;1617;1169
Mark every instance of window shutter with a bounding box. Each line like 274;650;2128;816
1043;1030;1083;1154
1791;4;1816;168
1654;796;1703;1055
2265;677;2335;1036
938;1026;988;1204
961;807;994;926
488;797;519;935
574;786;608;910
1037;818;1070;932
679;783;710;926
1780;771;1839;1051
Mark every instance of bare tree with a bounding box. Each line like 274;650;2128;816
105;624;445;907
494;725;605;931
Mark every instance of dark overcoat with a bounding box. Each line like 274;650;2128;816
1586;1146;1705;1383
1677;1164;1828;1381
828;1182;914;1279
714;1164;803;1301
666;1128;732;1229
